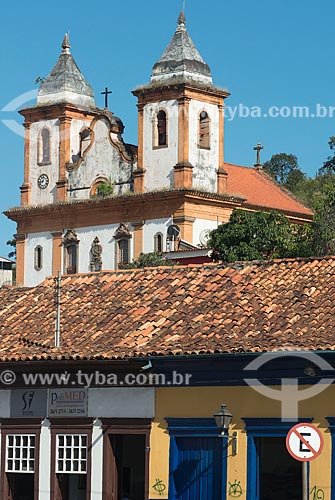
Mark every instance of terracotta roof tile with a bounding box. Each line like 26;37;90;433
224;163;313;218
0;257;334;361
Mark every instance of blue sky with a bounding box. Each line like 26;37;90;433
1;0;334;256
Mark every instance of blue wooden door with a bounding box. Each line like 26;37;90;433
169;436;226;500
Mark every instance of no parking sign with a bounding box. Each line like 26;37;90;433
286;423;324;462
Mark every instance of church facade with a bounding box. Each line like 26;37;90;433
5;14;313;287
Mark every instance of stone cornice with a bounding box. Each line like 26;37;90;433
4;189;243;222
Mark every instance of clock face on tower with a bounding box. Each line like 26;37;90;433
37;174;49;190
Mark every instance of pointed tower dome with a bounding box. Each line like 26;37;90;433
37;34;95;108
151;12;213;86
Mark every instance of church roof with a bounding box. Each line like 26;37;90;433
151;12;213;86
37;34;95;109
224;163;313;218
0;256;334;361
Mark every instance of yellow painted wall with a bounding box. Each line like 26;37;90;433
148;385;333;499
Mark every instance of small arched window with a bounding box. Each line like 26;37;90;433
154;233;164;253
114;223;132;269
118;239;130;267
156;110;168;147
66;244;78;275
38;128;51;164
198;111;210;149
34;245;43;271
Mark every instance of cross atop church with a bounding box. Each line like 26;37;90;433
101;87;112;109
253;143;264;168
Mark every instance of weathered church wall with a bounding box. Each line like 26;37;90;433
29;119;59;206
189;100;219;193
143;100;179;192
142;218;173;253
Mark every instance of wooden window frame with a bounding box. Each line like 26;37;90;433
0;418;42;500
64;242;79;274
38;127;52;166
49;418;93;500
101;418;151;500
153;110;168;149
198;110;211;150
116;238;131;269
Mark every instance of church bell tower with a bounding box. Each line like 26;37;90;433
132;12;230;195
19;34;97;208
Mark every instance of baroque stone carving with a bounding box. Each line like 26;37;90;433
63;229;79;245
113;223;131;240
90;236;103;272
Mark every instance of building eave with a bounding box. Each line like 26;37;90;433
4;189;244;223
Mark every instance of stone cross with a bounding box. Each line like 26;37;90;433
253;143;264;167
101;87;112;109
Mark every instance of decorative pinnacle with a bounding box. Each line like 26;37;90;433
62;33;71;53
178;11;186;26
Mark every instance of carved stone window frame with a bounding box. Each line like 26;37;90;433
63;230;80;275
153;109;168;149
154;232;164;253
38;126;52;166
114;224;132;269
34;245;43;271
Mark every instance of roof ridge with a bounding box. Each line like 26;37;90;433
35;255;335;286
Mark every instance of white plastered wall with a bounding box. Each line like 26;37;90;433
29;119;60;205
143;100;179;191
193;218;220;247
25;232;53;287
75;224;134;273
0;269;13;286
39;419;51;500
188;100;219;193
142;218;173;254
24;224;135;286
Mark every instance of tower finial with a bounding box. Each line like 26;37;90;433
177;10;186;27
62;33;71;53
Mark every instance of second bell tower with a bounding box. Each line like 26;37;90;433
133;12;230;195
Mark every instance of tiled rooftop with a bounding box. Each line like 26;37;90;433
0;257;334;362
224;163;313;218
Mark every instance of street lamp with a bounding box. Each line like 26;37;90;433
213;404;237;455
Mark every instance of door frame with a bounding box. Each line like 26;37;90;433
49;417;94;500
166;418;228;500
101;418;151;500
242;418;313;500
0;418;42;500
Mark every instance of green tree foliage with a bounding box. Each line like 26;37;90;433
318;136;335;176
209;137;335;263
311;182;335;256
6;237;16;259
208;210;312;263
121;252;177;269
264;153;301;186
